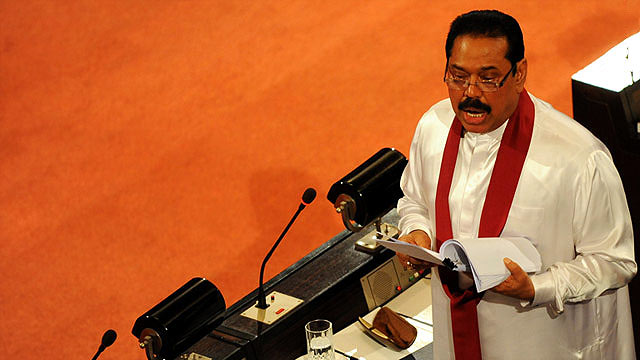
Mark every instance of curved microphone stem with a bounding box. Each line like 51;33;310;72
256;202;306;309
91;348;104;360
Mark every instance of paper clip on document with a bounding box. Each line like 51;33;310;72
441;258;458;270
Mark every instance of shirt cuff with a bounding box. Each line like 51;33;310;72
528;271;556;307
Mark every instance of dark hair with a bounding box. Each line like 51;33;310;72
445;10;524;67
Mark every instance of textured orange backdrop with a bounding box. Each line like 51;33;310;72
1;1;638;359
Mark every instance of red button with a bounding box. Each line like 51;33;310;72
276;308;285;314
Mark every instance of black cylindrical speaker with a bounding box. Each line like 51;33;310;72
327;148;407;227
132;277;226;360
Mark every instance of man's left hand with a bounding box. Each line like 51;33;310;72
491;258;535;301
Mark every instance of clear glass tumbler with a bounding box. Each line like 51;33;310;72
305;319;335;360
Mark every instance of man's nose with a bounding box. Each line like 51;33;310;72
464;81;483;98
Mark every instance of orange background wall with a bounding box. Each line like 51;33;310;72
1;1;638;359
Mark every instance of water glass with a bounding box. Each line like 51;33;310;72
305;319;335;360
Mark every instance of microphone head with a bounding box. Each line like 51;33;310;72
101;329;117;348
301;188;317;205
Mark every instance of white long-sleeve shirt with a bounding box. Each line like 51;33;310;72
398;94;636;359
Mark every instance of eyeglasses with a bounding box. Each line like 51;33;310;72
443;61;516;92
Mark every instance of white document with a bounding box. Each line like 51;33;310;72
375;238;446;266
376;237;541;292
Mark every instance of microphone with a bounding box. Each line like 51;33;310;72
256;188;316;309
91;329;117;360
301;188;317;205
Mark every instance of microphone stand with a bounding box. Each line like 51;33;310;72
256;202;307;309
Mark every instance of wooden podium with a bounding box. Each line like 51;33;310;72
176;212;401;360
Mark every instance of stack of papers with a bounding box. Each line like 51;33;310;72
376;237;541;292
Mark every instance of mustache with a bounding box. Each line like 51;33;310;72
458;97;491;113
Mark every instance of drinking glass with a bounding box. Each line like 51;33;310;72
305;319;335;360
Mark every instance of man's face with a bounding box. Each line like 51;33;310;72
447;35;526;134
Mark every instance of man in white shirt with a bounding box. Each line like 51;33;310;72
396;10;636;359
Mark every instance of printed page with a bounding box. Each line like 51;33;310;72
375;239;444;266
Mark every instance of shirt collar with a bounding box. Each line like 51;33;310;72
463;119;509;143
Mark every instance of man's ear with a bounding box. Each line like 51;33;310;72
515;58;528;92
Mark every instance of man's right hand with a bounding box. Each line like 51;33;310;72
395;230;435;270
